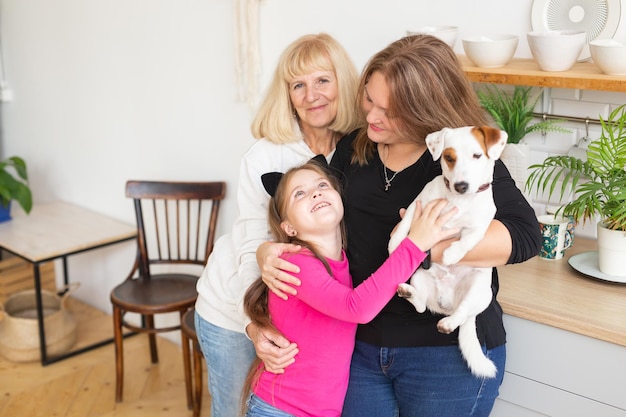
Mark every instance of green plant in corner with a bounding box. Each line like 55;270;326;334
0;156;32;213
526;104;626;231
477;85;570;144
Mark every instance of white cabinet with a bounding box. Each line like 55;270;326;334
491;315;626;416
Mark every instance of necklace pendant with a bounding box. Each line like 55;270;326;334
385;182;390;192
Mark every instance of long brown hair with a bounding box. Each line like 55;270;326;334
240;159;346;413
352;34;489;164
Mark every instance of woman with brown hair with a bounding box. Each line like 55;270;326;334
251;34;541;416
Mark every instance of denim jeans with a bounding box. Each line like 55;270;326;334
342;341;506;417
245;393;296;417
195;312;257;417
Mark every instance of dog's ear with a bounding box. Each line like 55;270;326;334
425;128;449;161
478;126;508;160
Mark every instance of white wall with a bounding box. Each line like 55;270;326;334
0;0;535;313
1;1;625;314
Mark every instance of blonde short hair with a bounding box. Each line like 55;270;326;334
251;33;360;144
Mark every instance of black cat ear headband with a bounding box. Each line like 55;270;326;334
261;154;333;197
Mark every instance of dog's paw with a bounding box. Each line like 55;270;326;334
397;283;426;313
397;283;414;298
437;316;462;334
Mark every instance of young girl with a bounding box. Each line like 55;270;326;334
242;158;459;417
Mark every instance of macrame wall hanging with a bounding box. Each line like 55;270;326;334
234;0;262;109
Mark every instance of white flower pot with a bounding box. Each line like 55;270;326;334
596;221;626;280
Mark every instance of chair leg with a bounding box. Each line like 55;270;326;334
145;314;159;363
112;306;124;402
181;313;193;410
192;340;203;417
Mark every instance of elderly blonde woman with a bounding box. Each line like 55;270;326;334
194;33;360;417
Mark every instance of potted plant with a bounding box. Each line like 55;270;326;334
477;85;570;144
477;85;570;195
526;104;626;280
0;156;33;222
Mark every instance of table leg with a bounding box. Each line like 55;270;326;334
32;262;50;365
62;256;69;286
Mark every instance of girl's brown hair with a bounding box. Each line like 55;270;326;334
240;158;345;413
352;34;490;164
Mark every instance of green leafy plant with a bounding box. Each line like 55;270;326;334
526;104;626;231
477;85;571;144
0;156;32;214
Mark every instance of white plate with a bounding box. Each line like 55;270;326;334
531;0;621;61
568;251;626;283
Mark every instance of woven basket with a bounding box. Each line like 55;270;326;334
0;284;78;362
0;257;56;304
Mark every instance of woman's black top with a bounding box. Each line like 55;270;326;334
330;130;542;349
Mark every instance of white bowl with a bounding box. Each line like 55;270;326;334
590;39;626;75
527;30;587;72
407;26;458;47
462;35;519;68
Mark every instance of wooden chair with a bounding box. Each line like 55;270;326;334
181;308;203;416
110;180;226;403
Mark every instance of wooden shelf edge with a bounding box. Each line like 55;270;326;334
460;56;626;92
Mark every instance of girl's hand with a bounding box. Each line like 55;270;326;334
247;323;298;374
257;241;302;299
407;199;460;251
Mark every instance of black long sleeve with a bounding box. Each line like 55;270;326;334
331;131;542;349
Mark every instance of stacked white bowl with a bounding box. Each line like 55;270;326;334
462;35;519;68
589;39;626;75
527;30;586;72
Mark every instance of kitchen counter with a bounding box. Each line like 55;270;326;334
497;237;626;347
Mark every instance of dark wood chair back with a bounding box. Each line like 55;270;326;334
126;180;226;279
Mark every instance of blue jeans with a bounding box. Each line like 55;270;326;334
195;312;257;417
245;393;296;417
342;341;506;417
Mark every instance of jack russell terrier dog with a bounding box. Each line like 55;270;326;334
388;125;507;378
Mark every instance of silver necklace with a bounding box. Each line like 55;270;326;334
381;144;399;192
383;165;398;192
381;143;423;191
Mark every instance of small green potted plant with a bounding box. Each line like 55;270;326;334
477;85;571;144
525;104;626;280
477;85;570;194
0;156;33;222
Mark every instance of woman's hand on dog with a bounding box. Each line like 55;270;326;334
247;322;298;374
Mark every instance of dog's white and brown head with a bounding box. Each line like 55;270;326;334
426;126;507;195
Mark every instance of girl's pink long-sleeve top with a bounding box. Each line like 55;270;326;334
253;238;426;417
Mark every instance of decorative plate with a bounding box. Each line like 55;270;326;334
568;251;626;284
531;0;622;61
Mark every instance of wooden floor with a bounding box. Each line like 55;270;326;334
0;298;211;417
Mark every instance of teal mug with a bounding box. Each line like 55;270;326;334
537;214;574;260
